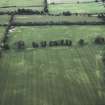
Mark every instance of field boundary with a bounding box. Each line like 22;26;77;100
12;21;105;26
2;14;15;44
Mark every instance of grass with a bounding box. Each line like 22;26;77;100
9;25;105;47
0;24;104;105
0;25;103;105
0;1;104;105
14;15;104;23
48;2;105;14
0;26;5;41
0;45;104;105
0;15;10;25
0;7;43;12
48;0;95;3
0;0;44;7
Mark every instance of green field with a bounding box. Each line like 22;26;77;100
0;0;44;7
0;1;105;105
49;2;105;14
0;45;104;105
9;26;105;47
0;25;105;105
14;15;104;23
0;7;43;12
0;15;10;25
0;27;5;41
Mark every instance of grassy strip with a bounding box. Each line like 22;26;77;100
48;2;105;14
14;15;104;23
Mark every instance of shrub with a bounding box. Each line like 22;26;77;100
94;36;105;44
63;11;72;16
15;40;25;49
32;42;39;48
65;40;72;46
49;41;58;47
40;41;47;48
3;43;10;50
78;39;85;46
60;40;65;46
50;2;55;5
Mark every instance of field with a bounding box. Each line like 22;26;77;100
0;25;104;105
49;2;105;14
9;26;105;47
0;0;44;7
0;0;105;105
48;0;95;3
0;45;104;105
0;15;10;25
0;0;44;12
0;7;43;12
14;15;104;23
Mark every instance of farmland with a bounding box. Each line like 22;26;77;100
0;33;105;105
0;7;43;12
0;0;43;7
0;0;44;12
0;15;10;25
0;25;103;105
14;15;104;23
9;26;105;47
49;2;105;14
0;44;104;105
0;0;105;105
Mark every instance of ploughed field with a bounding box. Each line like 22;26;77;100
0;25;105;105
49;2;105;14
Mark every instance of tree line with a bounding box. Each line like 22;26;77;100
2;36;105;50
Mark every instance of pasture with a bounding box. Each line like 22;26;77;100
0;7;43;12
0;15;10;25
9;25;105;47
0;25;105;105
0;0;105;105
49;2;105;14
0;0;44;7
48;0;95;3
14;15;104;23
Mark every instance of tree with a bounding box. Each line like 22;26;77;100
101;0;105;3
40;41;47;48
49;41;58;47
3;43;10;50
32;42;39;48
78;39;85;46
44;0;48;13
15;40;25;49
102;53;105;65
65;40;72;46
95;0;98;2
94;36;105;45
60;40;65;46
63;11;72;16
